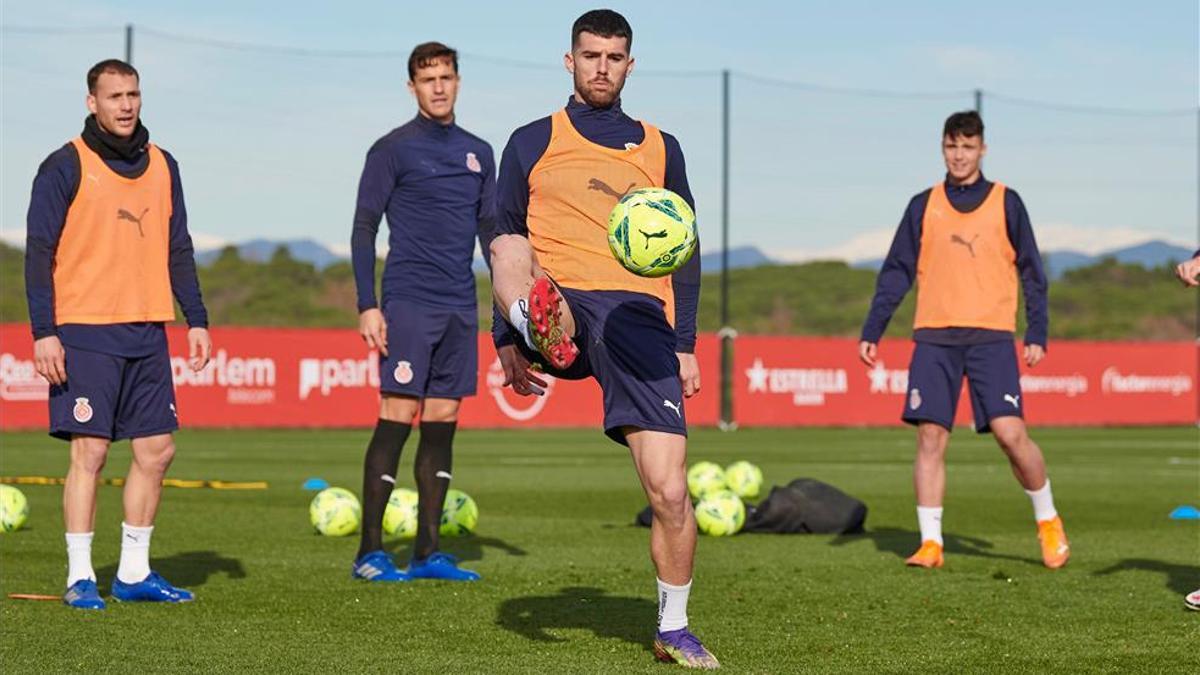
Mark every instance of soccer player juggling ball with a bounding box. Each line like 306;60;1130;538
349;43;495;582
489;10;717;669
859;111;1070;570
25;60;212;609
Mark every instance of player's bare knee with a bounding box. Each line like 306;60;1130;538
915;425;948;457
135;438;176;475
70;438;110;475
380;396;420;424
647;479;690;522
993;426;1028;454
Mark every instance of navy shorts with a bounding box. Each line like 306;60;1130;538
518;288;686;445
902;340;1024;433
380;297;478;399
49;345;178;441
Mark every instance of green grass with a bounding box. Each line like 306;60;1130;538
1;427;1197;673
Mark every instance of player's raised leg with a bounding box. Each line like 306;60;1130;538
111;433;193;602
490;234;578;369
353;395;416;582
62;435;109;609
406;397;479;581
908;422;948;568
990;417;1069;568
627;428;719;670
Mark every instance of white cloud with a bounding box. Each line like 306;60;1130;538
1033;223;1193;254
327;242;353;258
0;227;23;249
774;228;897;263
923;44;1019;79
189;231;229;251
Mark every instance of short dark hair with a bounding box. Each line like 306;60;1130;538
572;9;633;50
87;59;138;93
408;42;458;80
943;110;984;139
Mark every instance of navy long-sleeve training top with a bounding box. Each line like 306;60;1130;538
493;97;701;353
25;137;208;357
351;114;496;313
860;175;1048;347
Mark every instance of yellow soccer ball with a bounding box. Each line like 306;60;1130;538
309;487;361;537
724;461;764;500
382;487;419;538
687;461;727;500
440;488;478;536
695;490;746;536
607;187;697;278
0;485;29;532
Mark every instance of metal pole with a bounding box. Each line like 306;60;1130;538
719;69;734;430
974;88;982;115
125;24;133;64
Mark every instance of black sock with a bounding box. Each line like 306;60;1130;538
413;421;456;561
357;419;411;561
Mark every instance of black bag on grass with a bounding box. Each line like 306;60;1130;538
743;478;866;534
634;478;866;534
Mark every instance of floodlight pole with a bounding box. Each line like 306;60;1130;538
974;88;982;115
125;24;133;64
719;69;735;430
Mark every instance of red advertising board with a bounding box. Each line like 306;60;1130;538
0;325;720;431
1;325;1193;430
733;336;1197;427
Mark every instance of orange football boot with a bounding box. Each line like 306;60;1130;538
1037;516;1070;569
905;540;944;568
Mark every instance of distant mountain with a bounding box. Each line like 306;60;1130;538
854;239;1194;280
196;238;343;270
699;246;774;271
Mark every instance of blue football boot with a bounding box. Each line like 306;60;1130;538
406;552;480;581
111;571;194;603
351;550;410;582
63;579;106;610
654;627;721;669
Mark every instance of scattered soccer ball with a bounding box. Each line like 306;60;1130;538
695;489;746;536
440;488;478;536
382;487;419;538
687;461;727;500
724;461;764;500
309;487;361;537
607;187;697;278
0;485;29;532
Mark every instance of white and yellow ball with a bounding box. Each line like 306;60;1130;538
309;487;361;537
382;487;419;538
607;187;697;278
687;461;727;500
439;488;478;536
724;461;764;500
0;485;29;532
695;489;746;536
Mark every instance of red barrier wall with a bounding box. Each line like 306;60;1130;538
1;325;1193;430
733;336;1197;427
0;325;720;431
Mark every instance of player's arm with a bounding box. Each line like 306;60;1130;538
163;151;212;372
663;132;701;398
858;194;924;367
24;145;77;385
350;140;399;356
491;125;551;396
1176;249;1200;287
1005;189;1048;367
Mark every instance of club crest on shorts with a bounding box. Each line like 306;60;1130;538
909;388;922;410
393;360;414;385
465;152;482;173
73;397;94;423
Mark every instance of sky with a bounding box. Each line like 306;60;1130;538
2;0;1197;262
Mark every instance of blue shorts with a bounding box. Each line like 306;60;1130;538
519;288;686;445
903;340;1024;433
380;297;478;399
49;345;178;441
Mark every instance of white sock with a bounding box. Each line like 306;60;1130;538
656;577;691;632
65;532;96;587
508;299;536;350
917;506;944;546
1025;479;1058;522
116;522;154;584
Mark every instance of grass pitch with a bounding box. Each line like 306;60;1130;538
1;426;1197;673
